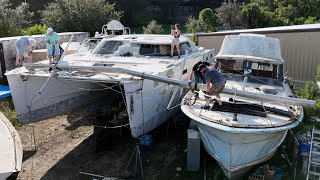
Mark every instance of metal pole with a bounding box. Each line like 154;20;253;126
25;64;316;107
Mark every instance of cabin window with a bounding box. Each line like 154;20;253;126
251;62;278;79
92;40;123;54
179;42;192;55
219;60;243;74
218;59;279;79
138;42;192;56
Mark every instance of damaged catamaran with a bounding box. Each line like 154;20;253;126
6;34;215;138
181;34;314;177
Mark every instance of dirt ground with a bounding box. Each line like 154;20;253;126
16;110;225;180
15;108;303;180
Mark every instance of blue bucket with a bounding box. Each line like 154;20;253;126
298;140;311;153
273;167;283;180
139;134;153;146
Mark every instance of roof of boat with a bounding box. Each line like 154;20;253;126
102;34;191;44
216;34;284;64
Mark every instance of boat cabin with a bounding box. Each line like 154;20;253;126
215;34;285;87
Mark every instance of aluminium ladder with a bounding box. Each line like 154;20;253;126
306;127;320;180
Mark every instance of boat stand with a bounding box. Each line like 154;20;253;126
125;143;144;179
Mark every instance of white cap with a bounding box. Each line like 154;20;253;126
28;38;37;46
47;27;54;34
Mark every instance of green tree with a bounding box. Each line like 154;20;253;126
199;8;219;32
142;20;163;34
185;16;202;43
0;0;33;37
185;16;201;33
216;0;243;30
240;3;265;28
41;0;122;36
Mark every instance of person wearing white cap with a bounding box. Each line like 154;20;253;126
14;36;37;67
45;27;60;64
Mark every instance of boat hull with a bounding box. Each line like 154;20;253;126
196;122;286;178
6;72;104;123
0;113;22;180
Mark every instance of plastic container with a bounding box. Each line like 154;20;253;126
298;140;311;153
139;134;153;146
273;166;283;180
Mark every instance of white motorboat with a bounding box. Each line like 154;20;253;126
181;34;307;177
5;34;215;138
0;112;22;180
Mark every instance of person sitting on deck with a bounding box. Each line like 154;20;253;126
45;27;60;64
198;64;226;109
14;36;37;67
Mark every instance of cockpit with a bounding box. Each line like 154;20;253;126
216;59;285;87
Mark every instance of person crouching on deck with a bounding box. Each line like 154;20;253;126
45;27;60;64
170;24;181;59
198;64;225;109
188;61;211;97
14;37;37;67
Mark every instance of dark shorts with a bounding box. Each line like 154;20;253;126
209;81;225;95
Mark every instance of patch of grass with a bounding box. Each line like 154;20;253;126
0;98;20;127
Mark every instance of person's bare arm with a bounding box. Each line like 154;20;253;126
206;80;211;93
189;71;194;80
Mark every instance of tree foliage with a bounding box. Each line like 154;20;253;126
142;20;163;34
240;3;265;29
22;24;48;35
216;0;242;30
199;8;219;32
41;0;122;36
241;0;320;29
0;0;33;37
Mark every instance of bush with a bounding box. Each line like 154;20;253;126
41;0;122;36
199;8;219;32
142;20;163;34
0;0;33;37
23;24;48;35
216;0;242;30
0;99;20;127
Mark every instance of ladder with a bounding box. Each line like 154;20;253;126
306;127;320;180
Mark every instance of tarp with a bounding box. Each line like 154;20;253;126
0;85;11;99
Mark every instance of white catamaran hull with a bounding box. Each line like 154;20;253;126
6;51;204;138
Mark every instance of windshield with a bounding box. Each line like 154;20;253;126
217;59;284;87
92;40;123;54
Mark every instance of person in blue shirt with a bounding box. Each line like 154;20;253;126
14;37;37;67
45;27;60;64
199;64;226;108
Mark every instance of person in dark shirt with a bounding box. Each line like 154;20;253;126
188;61;211;84
198;64;225;108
